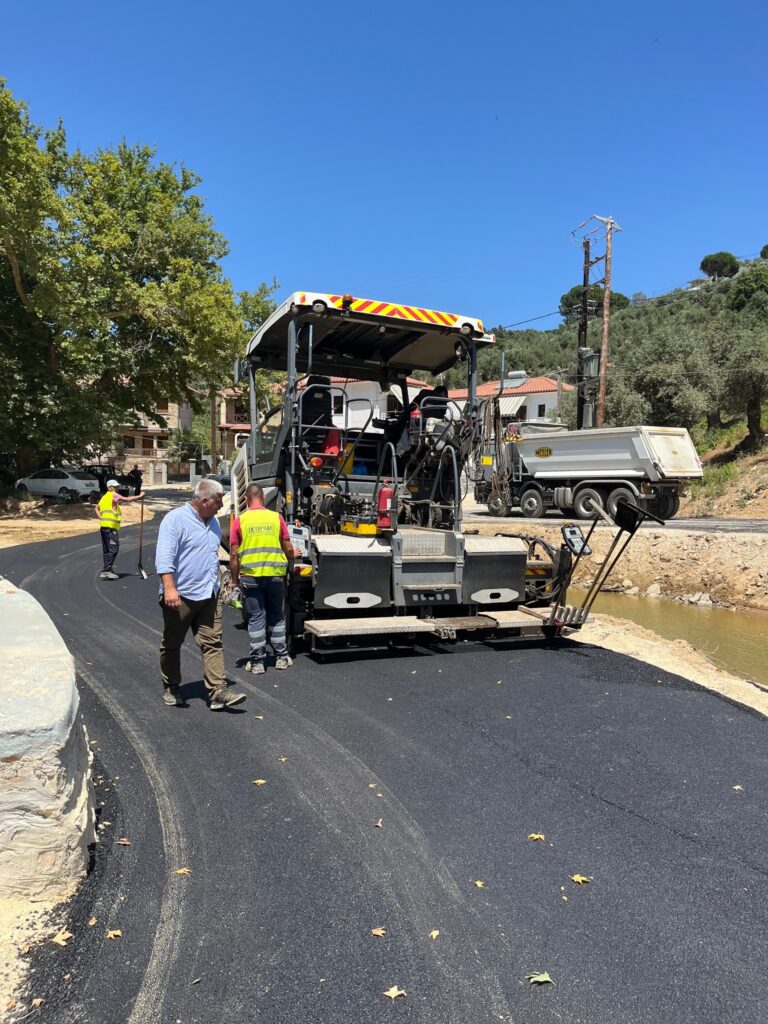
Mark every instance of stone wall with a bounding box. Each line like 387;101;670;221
0;580;94;903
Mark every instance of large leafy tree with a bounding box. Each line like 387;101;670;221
558;284;629;321
0;81;272;471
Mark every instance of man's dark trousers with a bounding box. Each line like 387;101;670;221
100;527;119;571
241;576;288;662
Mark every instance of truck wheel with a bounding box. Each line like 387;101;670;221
487;495;510;517
656;494;679;519
573;487;605;519
607;486;636;518
519;488;544;518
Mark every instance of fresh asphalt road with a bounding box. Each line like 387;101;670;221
464;508;768;534
4;522;768;1024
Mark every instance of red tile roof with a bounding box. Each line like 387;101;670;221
448;376;572;399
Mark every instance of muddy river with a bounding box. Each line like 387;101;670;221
585;591;768;688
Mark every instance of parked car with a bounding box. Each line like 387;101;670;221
204;473;231;490
15;468;101;500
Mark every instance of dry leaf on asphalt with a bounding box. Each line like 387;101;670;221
375;818;383;828
252;779;267;786
278;757;287;763
371;927;387;937
383;986;407;1001
526;971;553;985
254;715;264;720
528;833;545;841
175;867;192;875
732;784;744;791
429;929;440;940
115;838;132;846
106;930;122;940
368;783;376;789
87;917;97;927
191;977;202;985
5;999;16;1011
51;929;73;946
31;998;44;1007
570;874;591;885
474;880;485;889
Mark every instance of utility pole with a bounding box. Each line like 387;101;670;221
576;239;591;430
571;214;622;429
594;215;619;428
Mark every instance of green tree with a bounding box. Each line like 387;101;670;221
700;251;740;280
760;243;768;260
0;81;273;471
727;263;768;313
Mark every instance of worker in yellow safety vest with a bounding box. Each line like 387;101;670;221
229;482;302;675
94;478;145;580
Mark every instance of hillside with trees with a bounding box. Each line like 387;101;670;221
445;255;768;449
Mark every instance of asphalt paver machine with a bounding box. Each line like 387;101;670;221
228;291;656;652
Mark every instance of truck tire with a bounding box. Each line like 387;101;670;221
607;486;636;518
573;487;605;520
656;493;680;519
487;495;510;517
519;487;544;518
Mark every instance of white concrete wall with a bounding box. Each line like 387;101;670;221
0;580;94;903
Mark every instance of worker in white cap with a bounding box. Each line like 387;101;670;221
94;478;145;579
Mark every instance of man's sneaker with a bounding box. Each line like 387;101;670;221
100;570;119;580
209;687;246;711
275;655;293;670
245;660;265;675
162;687;184;707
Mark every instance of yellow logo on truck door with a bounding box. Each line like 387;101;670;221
534;447;553;458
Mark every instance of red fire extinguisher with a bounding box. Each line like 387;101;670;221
376;481;394;531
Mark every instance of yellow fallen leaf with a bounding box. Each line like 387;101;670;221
562;895;568;901
254;715;264;720
368;783;376;789
375;818;383;828
51;928;73;946
21;944;31;955
429;929;440;940
528;833;545;841
526;970;553;985
570;874;591;885
732;784;744;791
87;917;97;927
505;715;513;719
252;779;267;786
6;998;16;1011
278;757;287;763
175;867;192;875
371;927;387;937
376;792;383;798
191;977;202;985
115;837;132;846
383;986;406;1001
31;997;44;1007
106;929;122;940
63;973;71;981
474;880;485;889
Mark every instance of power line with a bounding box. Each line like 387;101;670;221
502;311;561;329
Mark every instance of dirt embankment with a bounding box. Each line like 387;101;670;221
474;522;768;613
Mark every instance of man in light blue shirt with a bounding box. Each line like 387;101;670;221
156;478;245;711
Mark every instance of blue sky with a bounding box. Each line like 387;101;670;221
2;0;766;328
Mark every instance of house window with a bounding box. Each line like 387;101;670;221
156;398;170;413
537;403;546;417
518;405;528;421
333;394;344;415
122;435;134;450
142;436;154;451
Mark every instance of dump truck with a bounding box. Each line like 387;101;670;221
474;398;702;520
226;290;657;652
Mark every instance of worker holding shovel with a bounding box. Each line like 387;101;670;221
95;479;145;580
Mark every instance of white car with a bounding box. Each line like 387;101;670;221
16;468;101;500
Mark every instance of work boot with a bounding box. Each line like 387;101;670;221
246;660;265;675
162;687;184;707
275;655;293;670
209;687;246;711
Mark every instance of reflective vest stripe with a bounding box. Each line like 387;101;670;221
237;509;288;577
99;492;121;530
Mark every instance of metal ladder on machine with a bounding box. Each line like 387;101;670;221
535;499;665;633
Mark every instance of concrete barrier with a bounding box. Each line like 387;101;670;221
0;579;94;903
